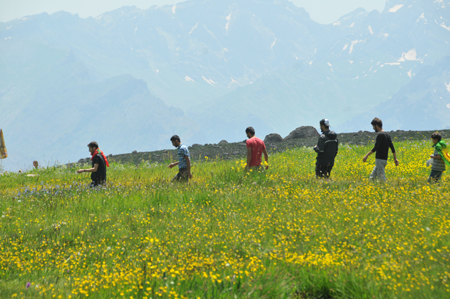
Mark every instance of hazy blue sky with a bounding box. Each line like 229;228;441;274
0;0;387;24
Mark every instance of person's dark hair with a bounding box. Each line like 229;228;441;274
170;135;181;142
88;141;99;149
431;132;442;142
320;119;330;129
371;117;383;128
245;127;255;136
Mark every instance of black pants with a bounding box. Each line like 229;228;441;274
315;163;333;178
90;178;106;187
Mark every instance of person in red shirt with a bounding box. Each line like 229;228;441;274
245;127;269;170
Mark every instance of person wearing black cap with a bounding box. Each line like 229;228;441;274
313;119;338;178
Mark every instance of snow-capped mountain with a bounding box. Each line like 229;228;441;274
0;0;449;170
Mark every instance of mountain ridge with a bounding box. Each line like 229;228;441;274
1;0;450;171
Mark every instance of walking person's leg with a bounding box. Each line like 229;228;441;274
428;170;443;183
315;163;321;178
326;163;333;178
180;168;190;182
369;163;378;180
377;159;387;182
172;172;181;182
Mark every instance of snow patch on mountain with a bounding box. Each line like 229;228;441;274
185;76;194;82
271;38;277;49
441;23;450;31
368;25;374;35
228;77;240;88
417;13;427;23
407;69;413;78
172;5;177;14
349;39;365;54
202;76;216;86
203;25;217;39
434;0;446;8
189;22;198;34
389;5;404;13
398;49;419;61
446;82;450;92
225;13;232;32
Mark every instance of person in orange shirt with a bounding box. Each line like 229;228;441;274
245;127;269;171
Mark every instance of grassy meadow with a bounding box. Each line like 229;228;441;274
0;139;449;298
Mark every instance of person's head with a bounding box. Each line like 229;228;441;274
371;118;383;132
319;119;330;132
245;127;255;138
87;141;99;154
33;161;38;168
431;132;442;145
170;135;181;147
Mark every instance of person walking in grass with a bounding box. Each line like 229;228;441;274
245;127;269;171
363;117;399;181
427;132;449;183
168;135;192;182
77;141;109;187
313;119;338;178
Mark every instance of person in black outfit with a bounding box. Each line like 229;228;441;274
363;118;399;181
313;119;338;178
77;141;108;187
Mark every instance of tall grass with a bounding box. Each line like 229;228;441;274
0;140;449;298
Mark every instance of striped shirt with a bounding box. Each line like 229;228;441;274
177;144;190;169
432;148;446;172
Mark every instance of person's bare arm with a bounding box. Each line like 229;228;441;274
246;147;252;169
168;161;179;168
393;152;399;166
185;155;193;178
263;148;269;170
363;151;373;163
77;163;99;174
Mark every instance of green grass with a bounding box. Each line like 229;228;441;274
0;140;449;298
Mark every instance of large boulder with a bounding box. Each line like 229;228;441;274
284;126;319;140
218;140;228;145
264;133;283;143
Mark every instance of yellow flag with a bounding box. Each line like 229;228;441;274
0;129;7;159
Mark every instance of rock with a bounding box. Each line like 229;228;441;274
264;133;283;144
238;143;247;146
218;140;228;145
284;126;319;141
132;150;137;154
232;151;240;155
191;144;202;148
